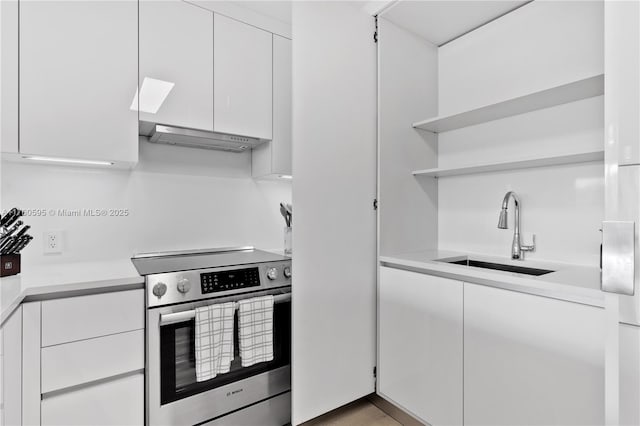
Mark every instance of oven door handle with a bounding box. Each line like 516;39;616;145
159;292;291;326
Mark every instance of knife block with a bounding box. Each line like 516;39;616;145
0;254;20;277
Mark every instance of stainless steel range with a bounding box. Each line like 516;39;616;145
132;247;291;426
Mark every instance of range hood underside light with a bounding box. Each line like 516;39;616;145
148;124;266;153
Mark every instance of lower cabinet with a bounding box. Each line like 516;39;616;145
17;289;144;426
464;283;605;426
378;266;463;425
41;373;144;426
378;267;606;426
1;306;22;426
620;323;640;426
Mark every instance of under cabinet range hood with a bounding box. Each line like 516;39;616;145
143;123;267;153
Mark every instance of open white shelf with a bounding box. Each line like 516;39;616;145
412;150;604;178
412;74;604;133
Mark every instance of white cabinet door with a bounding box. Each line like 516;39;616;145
139;0;213;131
22;303;41;426
1;0;18;154
252;35;292;178
214;13;272;140
41;373;144;426
620;323;640;426
19;1;138;164
291;2;376;424
464;283;605;426
1;307;22;426
378;267;463;426
605;0;640;166
603;2;640;424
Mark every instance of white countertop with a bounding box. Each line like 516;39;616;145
0;249;290;326
1;259;144;325
380;250;605;307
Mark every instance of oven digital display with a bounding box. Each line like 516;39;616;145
200;267;260;293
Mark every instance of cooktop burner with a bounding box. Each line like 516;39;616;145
131;246;287;276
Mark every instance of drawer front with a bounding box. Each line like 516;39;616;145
42;289;143;346
41;373;144;426
202;391;291;426
41;329;144;393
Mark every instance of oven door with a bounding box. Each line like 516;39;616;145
147;287;291;426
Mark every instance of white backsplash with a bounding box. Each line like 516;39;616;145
0;139;292;267
435;0;604;268
436;96;604;267
438;162;604;266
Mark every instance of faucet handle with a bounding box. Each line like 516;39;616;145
521;233;536;252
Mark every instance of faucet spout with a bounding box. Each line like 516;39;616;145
497;191;533;260
497;209;508;229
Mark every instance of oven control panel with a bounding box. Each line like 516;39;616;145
200;267;260;294
146;260;291;308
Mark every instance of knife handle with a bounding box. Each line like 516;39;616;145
15;225;30;239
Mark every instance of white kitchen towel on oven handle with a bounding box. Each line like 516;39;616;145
237;295;275;367
194;301;236;382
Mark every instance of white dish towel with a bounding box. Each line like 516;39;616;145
237;295;275;367
194;302;236;382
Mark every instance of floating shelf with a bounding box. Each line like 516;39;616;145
412;74;604;133
412;150;604;178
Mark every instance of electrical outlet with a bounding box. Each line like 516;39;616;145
43;230;63;254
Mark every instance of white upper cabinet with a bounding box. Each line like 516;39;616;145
252;35;292;178
19;1;138;165
605;0;639;166
1;0;18;154
139;0;213;131
214;13;273;140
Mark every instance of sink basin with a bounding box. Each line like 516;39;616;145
441;259;554;276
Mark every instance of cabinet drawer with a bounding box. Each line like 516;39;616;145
41;373;144;426
42;289;143;347
41;329;144;393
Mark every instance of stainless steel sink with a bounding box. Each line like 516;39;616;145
440;258;554;276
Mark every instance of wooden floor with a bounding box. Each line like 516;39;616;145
303;399;402;426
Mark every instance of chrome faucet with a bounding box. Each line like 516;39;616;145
497;191;535;260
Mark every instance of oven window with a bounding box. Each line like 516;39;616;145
159;301;291;405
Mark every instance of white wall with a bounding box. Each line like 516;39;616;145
437;98;604;266
378;18;438;256
434;0;604;266
438;0;604;115
437;162;604;266
1;139;291;267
